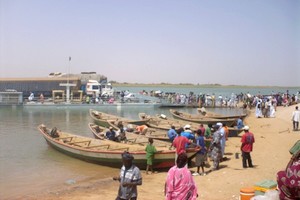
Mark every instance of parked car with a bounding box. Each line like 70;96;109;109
124;93;140;102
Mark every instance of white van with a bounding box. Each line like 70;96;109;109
101;83;114;97
86;80;101;97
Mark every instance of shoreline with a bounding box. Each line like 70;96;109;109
21;104;299;200
113;83;299;89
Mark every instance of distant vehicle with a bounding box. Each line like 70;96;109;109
85;80;115;98
124;93;140;102
48;72;66;77
101;83;114;98
5;89;17;92
86;80;101;97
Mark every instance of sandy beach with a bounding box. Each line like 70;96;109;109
24;104;299;200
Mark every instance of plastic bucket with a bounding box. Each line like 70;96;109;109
240;187;255;200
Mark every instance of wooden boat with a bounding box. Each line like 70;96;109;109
169;109;236;127
227;127;244;137
106;120;171;142
88;122;171;144
89;109;149;128
138;113;201;131
197;107;247;119
38;124;199;169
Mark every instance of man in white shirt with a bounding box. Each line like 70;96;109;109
292;106;300;131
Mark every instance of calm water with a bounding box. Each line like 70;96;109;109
0;104;203;199
0;86;298;199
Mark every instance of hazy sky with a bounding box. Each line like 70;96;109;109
0;0;299;86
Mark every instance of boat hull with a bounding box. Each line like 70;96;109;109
38;125;197;169
170;109;236;127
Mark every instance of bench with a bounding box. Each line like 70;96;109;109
108;147;129;151
86;144;110;149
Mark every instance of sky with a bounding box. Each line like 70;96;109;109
0;0;299;86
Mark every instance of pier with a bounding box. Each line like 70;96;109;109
0;91;23;105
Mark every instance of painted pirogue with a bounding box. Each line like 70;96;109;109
38;124;199;169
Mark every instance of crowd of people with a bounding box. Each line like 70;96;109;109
109;103;300;200
110;116;259;200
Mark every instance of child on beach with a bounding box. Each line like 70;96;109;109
193;129;207;176
145;138;157;174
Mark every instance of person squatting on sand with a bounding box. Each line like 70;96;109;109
113;152;142;200
165;153;198;200
240;126;255;168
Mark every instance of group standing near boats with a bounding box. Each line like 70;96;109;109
35;94;300;199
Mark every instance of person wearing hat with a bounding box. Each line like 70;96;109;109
106;127;117;141
181;124;195;141
240;126;255;168
113;151;142;200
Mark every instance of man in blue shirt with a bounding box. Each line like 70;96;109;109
193;129;207;176
167;126;177;142
237;117;244;129
181;124;195;140
106;127;117;141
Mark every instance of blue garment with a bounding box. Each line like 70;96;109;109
167;128;177;141
106;130;116;141
237;118;244;129
196;135;206;154
181;131;195;140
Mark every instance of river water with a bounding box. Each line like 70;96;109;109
0;86;298;199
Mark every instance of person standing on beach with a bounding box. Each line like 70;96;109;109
193;129;207;176
292;106;300;131
113;152;142;200
145;138;157;174
165;153;198;200
209;124;222;170
240;126;255;168
255;99;263;118
172;128;191;162
217;122;226;160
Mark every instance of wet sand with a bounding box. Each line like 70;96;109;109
24;105;299;200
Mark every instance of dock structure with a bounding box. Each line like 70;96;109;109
0;77;81;98
0;91;23;105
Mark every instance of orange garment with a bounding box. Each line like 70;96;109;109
223;126;229;140
136;125;148;133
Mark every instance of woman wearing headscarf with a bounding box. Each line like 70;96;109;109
209;124;222;170
165;153;198;200
277;149;300;199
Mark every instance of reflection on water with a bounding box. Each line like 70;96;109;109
0;104;244;198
